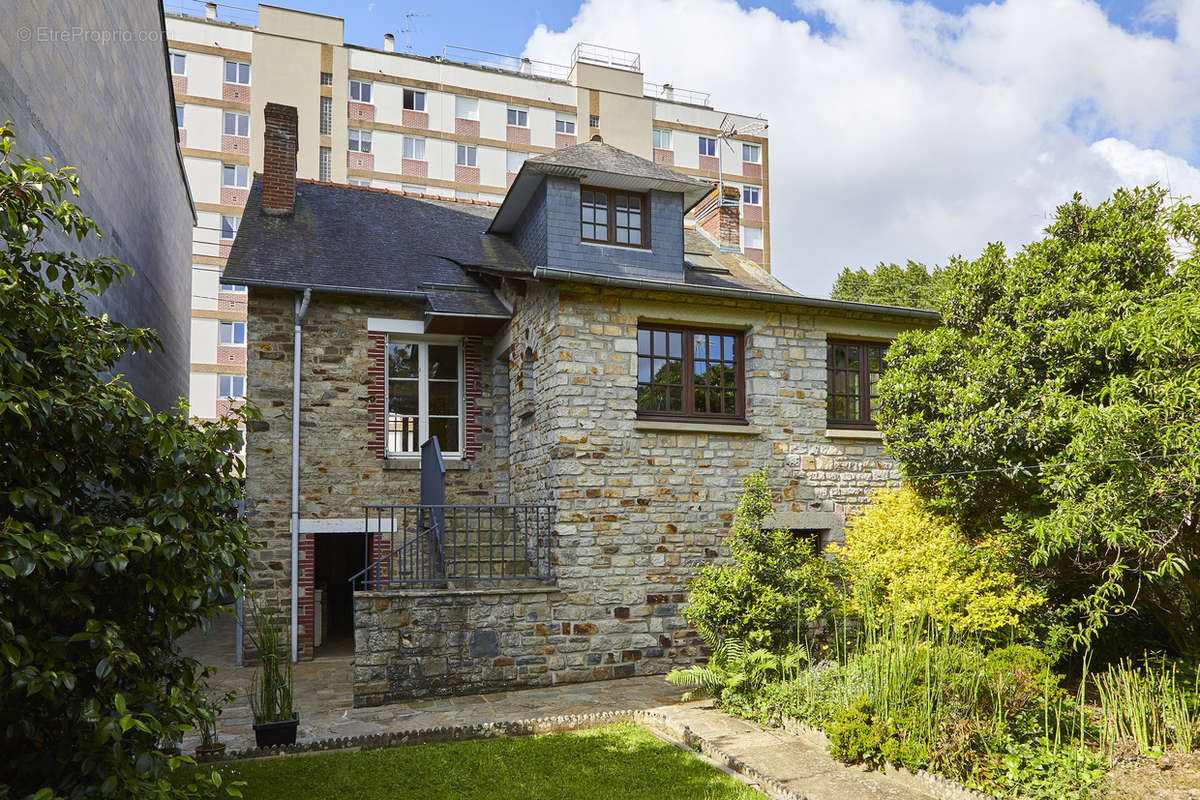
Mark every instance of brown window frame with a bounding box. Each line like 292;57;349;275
636;323;746;423
580;185;650;249
826;339;888;430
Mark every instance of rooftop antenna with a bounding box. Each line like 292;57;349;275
401;12;429;53
715;114;768;207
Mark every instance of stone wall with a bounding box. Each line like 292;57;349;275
0;1;192;410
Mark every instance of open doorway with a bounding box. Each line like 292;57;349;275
313;532;366;657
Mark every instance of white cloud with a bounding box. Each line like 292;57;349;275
523;0;1200;295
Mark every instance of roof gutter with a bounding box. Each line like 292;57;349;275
226;276;429;300
531;267;940;320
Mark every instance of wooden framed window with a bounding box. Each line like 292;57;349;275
637;324;744;421
385;339;463;457
826;340;888;429
580;186;648;248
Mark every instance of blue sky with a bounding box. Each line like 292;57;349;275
243;0;1174;59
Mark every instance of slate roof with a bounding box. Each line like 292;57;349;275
528;138;710;189
222;178;517;317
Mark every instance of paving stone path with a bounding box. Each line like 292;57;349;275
183;615;939;799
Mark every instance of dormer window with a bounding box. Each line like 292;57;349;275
581;186;647;248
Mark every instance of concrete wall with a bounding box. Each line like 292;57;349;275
0;0;192;410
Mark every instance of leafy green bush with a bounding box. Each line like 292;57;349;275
0;124;250;797
833;489;1042;638
826;696;930;772
683;468;836;650
666;635;805;710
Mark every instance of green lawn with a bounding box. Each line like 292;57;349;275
204;722;763;800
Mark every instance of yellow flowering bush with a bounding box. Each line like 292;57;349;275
833;489;1041;635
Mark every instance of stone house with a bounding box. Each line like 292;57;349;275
223;103;937;706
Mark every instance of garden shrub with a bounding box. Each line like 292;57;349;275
827;696;929;772
834;489;1042;637
683;468;837;650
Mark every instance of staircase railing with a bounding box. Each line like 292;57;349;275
348;504;554;590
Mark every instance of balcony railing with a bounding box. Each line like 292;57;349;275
440;45;571;82
644;81;712;108
572;43;641;72
349;504;555;589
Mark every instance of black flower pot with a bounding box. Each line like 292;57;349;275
253;713;299;748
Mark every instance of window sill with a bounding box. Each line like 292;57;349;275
635;419;761;436
383;458;471;471
823;428;883;440
580;240;652;253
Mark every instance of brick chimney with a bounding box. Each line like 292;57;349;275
696;185;741;251
262;103;298;215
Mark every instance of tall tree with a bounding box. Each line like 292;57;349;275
0;125;249;797
830;260;944;309
877;187;1200;654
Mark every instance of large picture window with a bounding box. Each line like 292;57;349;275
581;186;648;248
826;340;887;428
637;325;743;420
386;339;462;456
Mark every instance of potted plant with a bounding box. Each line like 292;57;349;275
195;689;236;760
247;601;298;748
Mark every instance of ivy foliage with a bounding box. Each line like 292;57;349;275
682;468;836;650
878;187;1200;653
832;489;1042;637
0;124;252;797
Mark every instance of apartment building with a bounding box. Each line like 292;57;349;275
166;2;770;420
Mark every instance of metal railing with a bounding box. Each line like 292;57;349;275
440;45;571;82
572;43;641;72
644;82;712;108
349;504;555;589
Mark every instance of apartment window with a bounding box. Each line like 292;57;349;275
170;53;186;75
348;128;372;153
318;146;331;182
320;71;333;86
319;96;332;135
456;144;477;167
742;143;761;163
223;111;249;137
386;339;462;456
581;187;647;248
506;107;528;127
827;341;887;429
175;104;184;128
224;60;251;85
455;96;479;120
403;89;425;111
219;282;246;292
221;163;249;188
506;151;527;173
652;129;672;150
402;136;426;160
219;375;245;399
455;190;478;201
220;215;240;240
699;136;716;157
349;79;372;103
589;114;600;128
219;321;246;346
555;115;576;135
743;226;764;250
742;185;761;206
349;178;371;187
637;325;743;420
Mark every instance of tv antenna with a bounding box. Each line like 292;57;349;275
401;12;429;53
715;114;768;204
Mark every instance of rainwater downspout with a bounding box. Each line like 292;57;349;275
290;287;311;664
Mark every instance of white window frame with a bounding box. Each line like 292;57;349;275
506;151;527;173
224;60;251;85
742;185;761;206
220;215;240;240
318;146;331;182
170;53;186;75
742;143;761;163
402;136;426;160
402;88;426;112
349;178;371;187
555;115;575;135
743;226;764;250
454;96;479;120
348;128;372;153
219;282;246;292
219;321;246;346
221;163;249;188
175;104;184;128
349;79;372;104
456;144;477;167
506;107;529;127
218;374;245;399
319;95;332;135
223;111;249;137
652;128;672;150
320;71;333;86
699;136;716;157
385;337;465;459
589;114;600;128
